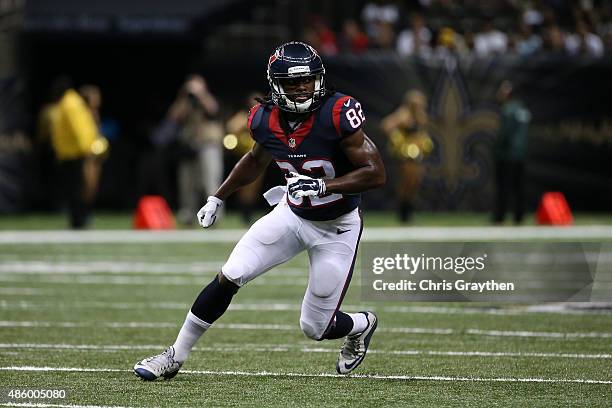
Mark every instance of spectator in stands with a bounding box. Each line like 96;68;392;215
597;4;612;52
361;0;399;39
542;24;566;55
463;30;477;55
396;13;432;58
224;92;265;224
302;16;338;56
433;27;469;58
339;19;369;54
565;19;604;57
540;5;560;28
522;2;544;28
47;76;105;229
355;0;609;58
373;21;397;50
301;27;322;54
515;21;542;56
474;18;508;57
168;74;223;225
493;80;530;225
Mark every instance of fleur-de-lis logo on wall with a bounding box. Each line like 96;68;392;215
424;67;499;208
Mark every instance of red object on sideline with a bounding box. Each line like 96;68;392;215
536;192;573;225
133;196;175;230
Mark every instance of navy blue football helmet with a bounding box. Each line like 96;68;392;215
267;41;326;113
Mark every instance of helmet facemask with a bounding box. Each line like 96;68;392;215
269;73;325;113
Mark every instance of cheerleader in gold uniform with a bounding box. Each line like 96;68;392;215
381;90;432;222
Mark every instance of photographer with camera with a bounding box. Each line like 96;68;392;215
168;74;223;225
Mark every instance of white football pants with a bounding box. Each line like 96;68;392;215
221;197;362;340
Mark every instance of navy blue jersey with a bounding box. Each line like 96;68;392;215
248;92;366;221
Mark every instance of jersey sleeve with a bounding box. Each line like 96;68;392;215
332;96;366;138
246;103;265;144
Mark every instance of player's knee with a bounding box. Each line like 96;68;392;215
218;272;239;294
220;259;249;287
309;283;336;299
300;318;325;340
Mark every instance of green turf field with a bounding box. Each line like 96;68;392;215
2;210;612;230
0;229;611;407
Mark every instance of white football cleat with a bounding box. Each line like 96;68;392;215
133;346;183;381
336;312;378;375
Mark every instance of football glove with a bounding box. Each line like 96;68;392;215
287;172;326;199
197;196;223;228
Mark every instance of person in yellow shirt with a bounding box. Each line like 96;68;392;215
47;77;107;228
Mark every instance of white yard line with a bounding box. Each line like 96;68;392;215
0;262;308;279
381;304;612;316
2;226;612;244
0;261;225;275
466;329;612;338
0;262;305;277
1;299;608;316
1;320;611;339
0;321;295;330
0;275;307;286
0;288;46;295
3;259;611;275
0;366;610;384
0;343;610;360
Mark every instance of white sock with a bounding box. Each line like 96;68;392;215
172;311;211;362
347;312;369;335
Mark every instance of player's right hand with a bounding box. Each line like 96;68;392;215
287;172;326;199
197;196;223;228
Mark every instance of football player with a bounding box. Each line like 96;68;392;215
133;41;386;380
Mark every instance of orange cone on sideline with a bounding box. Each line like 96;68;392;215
536;192;573;225
133;195;175;230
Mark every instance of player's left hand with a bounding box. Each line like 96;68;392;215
287;172;326;199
